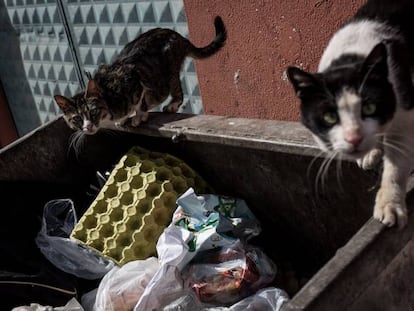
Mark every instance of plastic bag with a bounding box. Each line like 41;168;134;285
161;290;203;311
35;199;115;280
12;298;84;311
94;257;159;311
134;189;272;310
205;288;289;311
182;241;276;306
80;289;97;311
162;288;289;311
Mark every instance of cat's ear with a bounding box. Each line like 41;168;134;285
361;43;388;78
54;95;73;113
286;67;321;98
85;79;100;97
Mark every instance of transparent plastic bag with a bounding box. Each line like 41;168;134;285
35;199;115;280
181;241;276;306
94;257;159;311
204;288;289;311
162;288;289;311
12;298;84;311
81;289;98;311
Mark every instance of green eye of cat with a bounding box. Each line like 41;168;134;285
323;112;338;125
362;103;376;116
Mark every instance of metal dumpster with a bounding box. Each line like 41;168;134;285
0;113;413;310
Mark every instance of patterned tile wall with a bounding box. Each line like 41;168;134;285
1;0;202;136
0;0;78;135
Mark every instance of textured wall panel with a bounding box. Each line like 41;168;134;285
1;0;202;136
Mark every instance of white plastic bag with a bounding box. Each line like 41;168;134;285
12;298;84;311
94;257;159;311
35;199;115;280
204;288;289;311
162;288;289;311
134;188;272;310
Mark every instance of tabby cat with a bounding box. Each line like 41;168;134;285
287;0;414;228
54;16;226;134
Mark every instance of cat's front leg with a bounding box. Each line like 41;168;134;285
357;137;383;170
114;115;130;128
129;90;148;127
130;110;149;127
373;154;410;228
130;103;149;127
356;147;383;170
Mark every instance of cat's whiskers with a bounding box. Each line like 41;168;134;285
100;127;122;138
315;155;328;197
335;152;345;193
314;150;337;195
322;151;339;192
375;133;407;139
374;133;412;156
380;140;410;158
306;150;327;182
68;130;87;160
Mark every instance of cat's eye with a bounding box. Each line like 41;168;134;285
90;108;99;116
72;115;82;124
323;112;338;126
362;103;376;116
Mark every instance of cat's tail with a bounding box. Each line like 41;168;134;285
189;16;227;59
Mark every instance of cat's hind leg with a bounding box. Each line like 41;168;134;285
164;75;183;113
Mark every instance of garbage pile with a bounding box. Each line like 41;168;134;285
13;147;289;311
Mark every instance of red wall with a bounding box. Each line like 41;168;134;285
0;79;18;147
184;0;365;120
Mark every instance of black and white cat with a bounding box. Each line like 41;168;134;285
287;0;414;228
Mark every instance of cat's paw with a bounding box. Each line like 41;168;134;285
357;148;383;170
131;116;141;127
163;101;182;113
140;111;149;122
374;189;408;228
131;111;149;127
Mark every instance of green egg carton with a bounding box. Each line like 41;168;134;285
71;146;211;265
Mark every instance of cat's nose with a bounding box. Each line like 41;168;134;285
345;134;363;148
83;121;94;131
